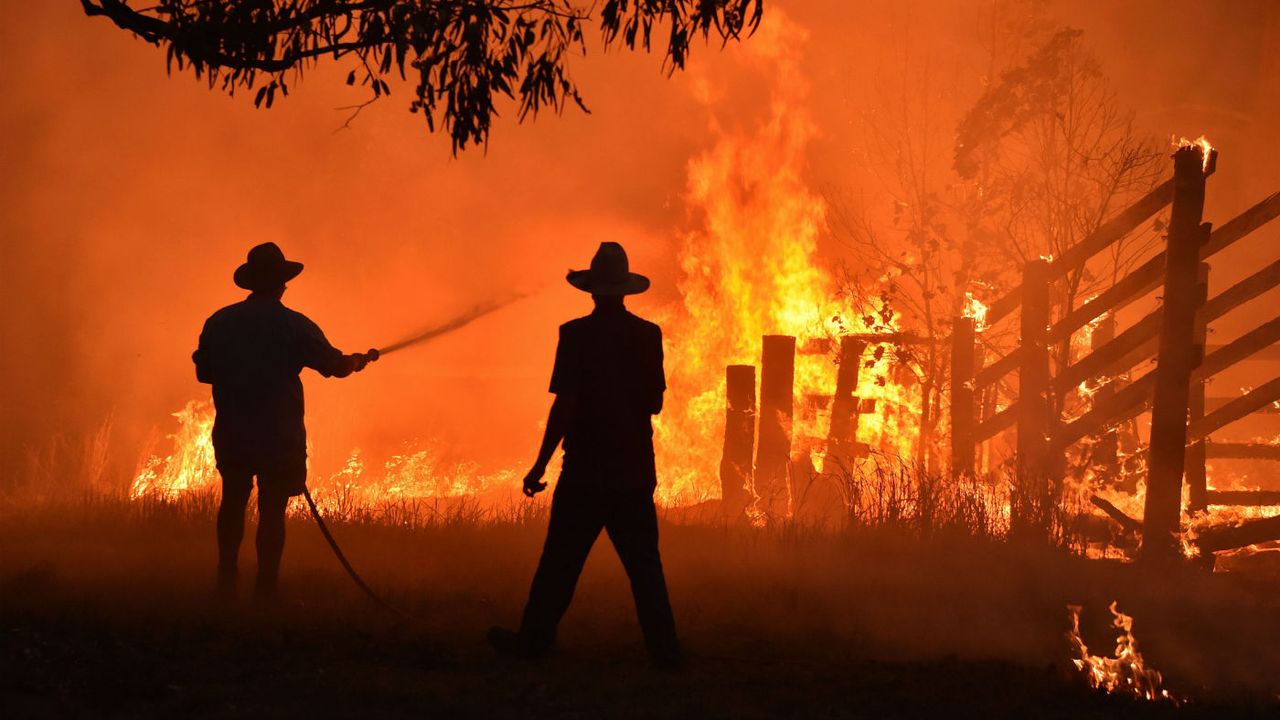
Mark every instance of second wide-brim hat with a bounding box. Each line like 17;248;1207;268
566;241;649;295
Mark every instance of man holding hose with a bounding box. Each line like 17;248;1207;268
193;242;376;600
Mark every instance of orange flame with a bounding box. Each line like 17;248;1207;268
1068;602;1175;703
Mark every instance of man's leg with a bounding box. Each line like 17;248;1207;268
216;469;254;592
517;488;605;651
605;491;681;666
254;484;290;598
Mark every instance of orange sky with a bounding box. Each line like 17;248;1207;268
2;1;1278;489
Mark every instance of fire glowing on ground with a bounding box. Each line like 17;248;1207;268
1068;602;1176;704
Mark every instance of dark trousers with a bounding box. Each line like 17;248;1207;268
520;485;679;659
216;469;292;592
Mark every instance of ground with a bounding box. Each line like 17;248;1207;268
3;496;1279;719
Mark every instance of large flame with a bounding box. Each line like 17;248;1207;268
653;11;921;504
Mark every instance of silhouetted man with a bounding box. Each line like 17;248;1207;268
489;242;681;670
193;242;375;599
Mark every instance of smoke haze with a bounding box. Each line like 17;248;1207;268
2;1;1278;491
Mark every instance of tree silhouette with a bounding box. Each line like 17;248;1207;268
81;0;762;151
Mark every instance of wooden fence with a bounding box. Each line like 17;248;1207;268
949;145;1280;559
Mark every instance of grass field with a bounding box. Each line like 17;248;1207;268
3;492;1279;719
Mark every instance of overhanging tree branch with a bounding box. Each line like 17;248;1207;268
81;0;763;152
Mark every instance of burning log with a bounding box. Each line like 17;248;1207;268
949;317;976;479
1195;515;1280;554
1089;495;1142;536
826;337;867;468
1204;490;1280;506
719;364;756;517
1143;146;1210;560
755;335;796;516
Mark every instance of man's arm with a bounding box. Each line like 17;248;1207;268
296;315;372;378
523;393;576;497
525;323;578;496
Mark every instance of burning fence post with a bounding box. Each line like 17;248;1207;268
826;336;868;468
1090;313;1120;488
949;316;976;480
719;364;756;517
755;335;796;516
1186;263;1211;514
1015;258;1053;538
1143;145;1212;561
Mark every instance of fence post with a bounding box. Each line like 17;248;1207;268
1016;259;1053;538
720;364;756;517
1143;146;1211;560
1186;263;1211;514
826;337;868;467
755;335;796;517
950;316;976;479
1090;313;1120;488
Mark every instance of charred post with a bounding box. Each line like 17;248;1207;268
1142;146;1211;561
755;335;796;516
1186;263;1211;514
826;337;868;470
1015;259;1053;538
950;316;977;479
719;364;757;517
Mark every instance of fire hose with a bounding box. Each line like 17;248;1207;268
301;293;528;619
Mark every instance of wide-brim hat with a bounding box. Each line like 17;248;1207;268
234;242;304;291
566;242;649;296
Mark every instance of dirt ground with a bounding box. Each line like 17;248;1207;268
3;497;1278;719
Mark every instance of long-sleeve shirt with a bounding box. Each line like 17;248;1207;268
193;293;356;471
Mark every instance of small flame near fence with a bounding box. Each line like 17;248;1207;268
1068;602;1177;704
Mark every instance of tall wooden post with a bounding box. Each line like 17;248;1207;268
950;316;976;479
1091;313;1120;487
1186;263;1211;514
756;335;796;516
1016;259;1053;537
826;337;867;467
720;364;756;516
1143;146;1211;560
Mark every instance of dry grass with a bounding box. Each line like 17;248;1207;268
3;485;1280;718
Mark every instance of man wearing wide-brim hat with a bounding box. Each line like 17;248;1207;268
489;242;681;670
193;242;377;600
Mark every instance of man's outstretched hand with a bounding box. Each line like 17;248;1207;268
351;348;380;373
523;465;548;497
